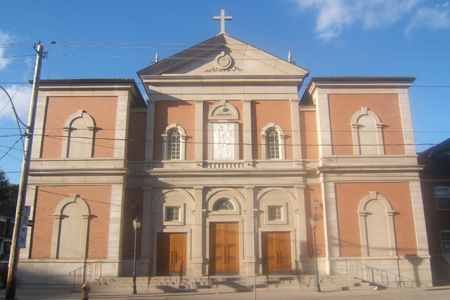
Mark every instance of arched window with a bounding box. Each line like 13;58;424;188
351;107;385;155
261;123;286;160
167;129;181;160
267;128;280;159
162;124;186;160
62;110;95;158
213;199;234;211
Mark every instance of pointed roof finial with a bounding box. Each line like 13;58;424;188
155;52;159;63
214;9;232;35
288;51;291;63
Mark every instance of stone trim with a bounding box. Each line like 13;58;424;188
161;124;187;160
61;110;96;158
208;99;239;120
357;191;397;257
260;123;286;160
350;107;385;155
51;194;90;259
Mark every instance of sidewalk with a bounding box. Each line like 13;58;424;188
1;287;450;300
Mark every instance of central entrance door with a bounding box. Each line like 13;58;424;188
262;232;292;275
209;222;239;275
156;233;186;275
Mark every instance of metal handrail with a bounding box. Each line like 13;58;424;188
68;260;103;288
345;259;427;288
178;261;184;287
294;260;302;286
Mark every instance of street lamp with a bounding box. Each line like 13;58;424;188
132;217;141;295
309;199;321;292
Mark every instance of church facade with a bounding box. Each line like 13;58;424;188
17;25;432;287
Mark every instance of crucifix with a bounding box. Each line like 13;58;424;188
214;9;232;34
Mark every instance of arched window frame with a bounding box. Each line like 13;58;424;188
61;110;96;158
51;194;91;259
161;124;186;160
350;107;385;155
261;123;286;160
212;198;235;211
357;191;397;257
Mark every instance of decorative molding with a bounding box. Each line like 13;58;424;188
51;194;90;259
357;191;397;257
204;51;243;72
208;100;239;120
161;123;187;160
260;123;286;160
205;65;243;72
61;110;96;158
350;107;385;155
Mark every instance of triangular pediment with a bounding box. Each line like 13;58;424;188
137;34;309;77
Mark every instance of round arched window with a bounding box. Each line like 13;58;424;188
213;199;234;211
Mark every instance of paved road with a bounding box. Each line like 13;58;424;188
1;287;450;300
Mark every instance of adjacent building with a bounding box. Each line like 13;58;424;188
418;138;450;285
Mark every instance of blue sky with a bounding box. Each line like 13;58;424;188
1;0;449;183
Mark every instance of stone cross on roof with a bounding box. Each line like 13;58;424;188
214;9;232;34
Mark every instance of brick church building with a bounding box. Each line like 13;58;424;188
17;11;432;288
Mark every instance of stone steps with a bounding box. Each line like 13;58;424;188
80;275;378;293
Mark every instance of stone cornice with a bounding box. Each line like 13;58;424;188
316;164;423;174
146;168;307;178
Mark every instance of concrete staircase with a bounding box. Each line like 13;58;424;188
82;274;378;293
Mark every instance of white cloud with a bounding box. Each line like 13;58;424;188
0;85;32;125
290;0;449;39
406;3;450;35
0;30;15;71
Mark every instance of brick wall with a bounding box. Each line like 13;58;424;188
31;185;112;259
328;94;405;155
336;182;417;257
41;96;118;158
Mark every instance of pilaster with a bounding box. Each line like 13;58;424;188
195;100;204;161
243;100;253;161
140;187;153;263
410;180;430;256
145;100;155;161
315;91;333;157
244;186;255;275
192;186;204;275
322;180;340;273
108;184;125;267
291;99;302;160
295;186;308;261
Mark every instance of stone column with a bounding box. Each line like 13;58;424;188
145;100;156;162
139;187;152;275
191;186;204;275
315;91;333;157
244;186;255;275
195;100;204;162
243;100;253;162
322;180;340;274
291;99;302;160
295;186;308;262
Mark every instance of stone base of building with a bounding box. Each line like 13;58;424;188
17;256;433;289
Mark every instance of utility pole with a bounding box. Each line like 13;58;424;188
5;42;45;300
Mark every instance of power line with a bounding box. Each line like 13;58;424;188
47;53;450;61
0;136;24;162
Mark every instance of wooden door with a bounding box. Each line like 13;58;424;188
156;233;186;275
262;232;292;275
209;222;239;275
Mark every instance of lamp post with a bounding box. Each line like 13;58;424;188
309;199;321;292
132;217;141;295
